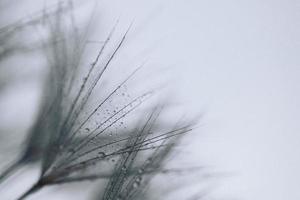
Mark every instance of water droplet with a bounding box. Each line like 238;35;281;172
85;128;90;131
133;182;139;188
98;152;106;158
136;177;142;182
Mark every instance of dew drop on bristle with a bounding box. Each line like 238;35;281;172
98;152;106;158
136;177;142;182
133;181;139;188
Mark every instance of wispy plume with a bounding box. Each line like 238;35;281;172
0;1;202;200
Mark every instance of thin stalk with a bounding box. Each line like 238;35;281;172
16;182;43;200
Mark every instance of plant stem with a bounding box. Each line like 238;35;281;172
16;182;42;200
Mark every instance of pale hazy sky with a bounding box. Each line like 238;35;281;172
120;0;300;199
164;1;300;200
